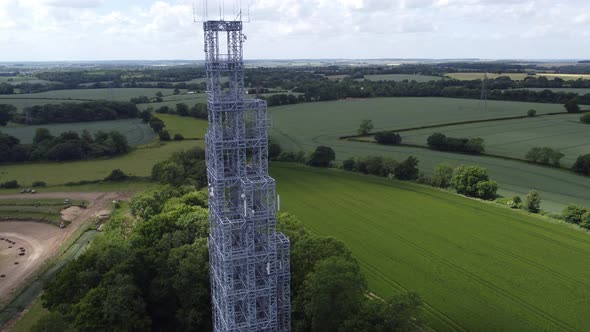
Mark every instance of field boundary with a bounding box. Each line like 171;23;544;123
339;110;590;140
343;139;584;175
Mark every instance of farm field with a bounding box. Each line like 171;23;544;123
0;98;76;111
446;72;590;81
156;113;207;139
398;113;590;167
269;98;590;212
0;77;58;85
361;74;443;82
0;88;177;101
0;140;203;186
272;163;590;331
326;74;443;82
138;92;206;111
1;119;156;146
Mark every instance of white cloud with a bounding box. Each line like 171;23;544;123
0;0;589;60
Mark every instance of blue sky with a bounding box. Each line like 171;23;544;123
0;0;589;61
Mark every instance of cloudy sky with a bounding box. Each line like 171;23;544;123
0;0;589;61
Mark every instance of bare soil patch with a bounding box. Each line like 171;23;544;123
60;206;84;222
0;192;132;307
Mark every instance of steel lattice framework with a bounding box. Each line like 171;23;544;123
204;20;291;332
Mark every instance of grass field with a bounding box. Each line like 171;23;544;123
397;113;590;167
446;72;590;81
0;140;203;186
269;98;590;212
1;119;156;146
272;163;590;331
10;298;48;332
156;113;207;139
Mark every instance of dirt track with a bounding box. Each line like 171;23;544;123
0;192;132;307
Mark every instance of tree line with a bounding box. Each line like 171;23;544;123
0;101;140;126
0;128;129;163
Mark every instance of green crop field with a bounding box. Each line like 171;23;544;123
272;163;590;331
397;114;590;167
1;119;156;146
269;98;590;212
446;72;590;81
0;140;203;186
157;113;207;139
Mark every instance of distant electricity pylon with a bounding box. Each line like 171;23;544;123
480;72;488;111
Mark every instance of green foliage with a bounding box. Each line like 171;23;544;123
431;162;454;188
104;169;128;182
151;147;207;188
149;117;165;133
269;142;282;160
427;133;485;154
374;131;402;145
524;190;542;213
527;109;537;117
525;147;564;167
0;104;17;126
393;156;420;180
307;146;335;167
173;133;184;141
17;101;139;125
0;179;20;188
159;129;171;141
341;158;355;171
176;103;189;116
358;119;374;135
30;312;68;332
31;180;47;188
1;128;130;163
341;293;423;332
42;189;212;331
561;205;588;224
295;257;366;332
572;154;590;175
451;166;497;199
580;212;590;229
564;98;581;113
476;180;498;200
581;113;590;124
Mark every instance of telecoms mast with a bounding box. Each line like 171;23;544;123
201;2;291;331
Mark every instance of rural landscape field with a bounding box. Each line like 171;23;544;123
1;0;590;331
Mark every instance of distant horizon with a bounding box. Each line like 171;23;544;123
0;58;588;65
